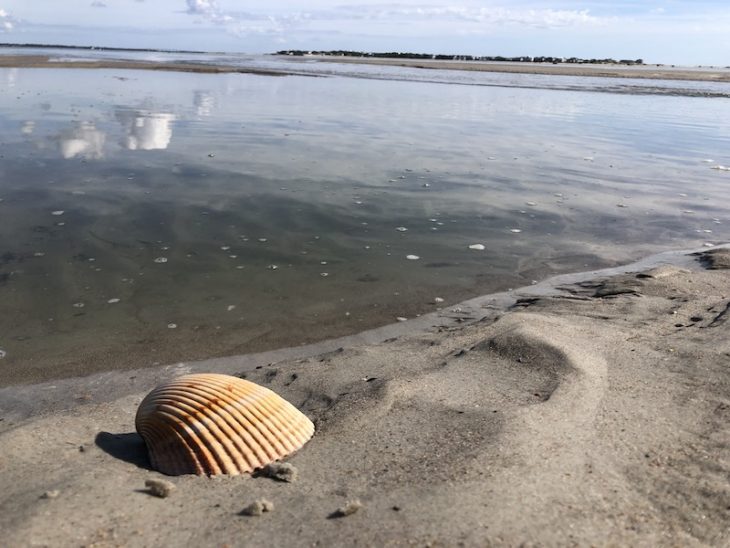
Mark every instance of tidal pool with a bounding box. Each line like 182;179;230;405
1;63;729;384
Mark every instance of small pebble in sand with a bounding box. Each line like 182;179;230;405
227;305;236;311
331;500;362;518
51;210;65;216
616;203;628;208
510;229;522;233
703;243;715;247
267;264;278;270
220;246;230;251
320;272;329;277
320;261;327;265
526;201;537;206
406;255;420;260
396;317;408;322
0;349;6;359
34;252;45;257
433;297;445;303
468;244;485;251
107;298;120;304
236;265;245;269
229;255;237;259
154;257;168;263
72;302;85;308
240;499;274;516
145;479;175;498
258;238;268;243
395;227;408;232
40;490;60;499
263;462;299;483
167;323;177;329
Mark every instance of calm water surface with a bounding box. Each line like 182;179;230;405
1;61;729;383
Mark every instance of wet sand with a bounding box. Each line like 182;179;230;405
2;53;730;82
1;246;728;546
0;55;285;76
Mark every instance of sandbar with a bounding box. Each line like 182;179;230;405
2;53;730;83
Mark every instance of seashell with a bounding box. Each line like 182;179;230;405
135;373;314;476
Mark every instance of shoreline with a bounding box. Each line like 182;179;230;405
0;55;287;76
1;244;728;545
1;53;730;83
2;244;725;423
301;55;730;83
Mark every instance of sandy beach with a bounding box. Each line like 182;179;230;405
2;53;730;83
1;246;728;546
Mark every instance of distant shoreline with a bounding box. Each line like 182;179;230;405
302;55;730;83
1;53;729;83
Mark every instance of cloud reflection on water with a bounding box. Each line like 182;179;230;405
193;91;215;117
116;109;176;150
58;121;106;159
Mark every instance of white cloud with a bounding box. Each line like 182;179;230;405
186;0;233;24
0;7;16;31
179;3;608;42
320;5;604;28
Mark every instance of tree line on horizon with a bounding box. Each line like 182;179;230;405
276;50;645;65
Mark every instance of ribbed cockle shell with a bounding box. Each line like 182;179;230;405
135;373;314;476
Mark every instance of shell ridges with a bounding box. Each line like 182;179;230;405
135;373;314;476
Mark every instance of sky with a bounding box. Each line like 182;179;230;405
0;1;728;66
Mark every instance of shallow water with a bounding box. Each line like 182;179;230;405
1;60;729;383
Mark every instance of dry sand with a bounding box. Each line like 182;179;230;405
0;247;728;546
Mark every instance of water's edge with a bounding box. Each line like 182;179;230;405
1;243;726;428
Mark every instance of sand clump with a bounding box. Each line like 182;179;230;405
240;499;275;516
144;479;175;498
262;462;299;483
330;500;362;518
